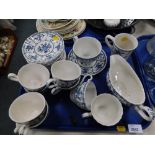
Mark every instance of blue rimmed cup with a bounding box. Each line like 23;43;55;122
105;33;138;59
73;36;102;67
49;60;82;95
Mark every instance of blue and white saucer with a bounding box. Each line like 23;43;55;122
22;31;64;66
68;49;107;75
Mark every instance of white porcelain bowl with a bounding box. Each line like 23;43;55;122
108;55;145;105
91;94;123;126
9;92;46;124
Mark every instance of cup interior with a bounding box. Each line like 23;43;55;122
18;63;50;90
115;33;138;51
51;60;81;81
9;92;46;123
73;37;101;59
91;94;123;126
84;81;97;110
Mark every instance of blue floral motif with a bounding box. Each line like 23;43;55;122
68;49;107;75
26;45;34;51
70;82;89;110
38;42;52;54
22;32;64;65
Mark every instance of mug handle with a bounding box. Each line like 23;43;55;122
73;36;78;42
82;112;92;118
80;75;93;85
105;35;115;49
135;105;154;121
8;73;19;82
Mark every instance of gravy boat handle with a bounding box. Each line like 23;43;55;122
135;105;154;121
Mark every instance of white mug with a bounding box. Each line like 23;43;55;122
73;36;102;67
49;60;82;95
105;33;138;59
8;63;53;92
82;94;123;126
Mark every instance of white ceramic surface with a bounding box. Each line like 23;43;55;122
109;55;145;105
82;93;123;126
51;60;81;81
73;37;101;59
9;92;46;123
49;60;82;94
8;63;52;91
14;102;49;135
84;82;97;110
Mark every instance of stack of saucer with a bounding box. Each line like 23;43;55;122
22;31;66;66
36;19;86;40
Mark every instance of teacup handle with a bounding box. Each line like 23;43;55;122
82;112;92;118
51;87;61;95
14;124;27;135
46;79;56;88
8;73;19;82
135;105;154;121
73;36;78;42
80;75;93;85
47;79;57;89
105;35;115;49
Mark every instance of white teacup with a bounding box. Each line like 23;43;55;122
73;36;102;67
105;33;138;59
9;92;47;134
49;60;82;94
8;63;53;92
82;94;123;126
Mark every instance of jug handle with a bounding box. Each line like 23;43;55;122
80;75;93;85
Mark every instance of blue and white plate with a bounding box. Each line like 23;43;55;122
22;32;64;65
68;49;107;75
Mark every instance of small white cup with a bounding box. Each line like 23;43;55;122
9;92;47;134
8;63;53;92
82;94;123;126
49;60;82;94
105;33;138;59
73;36;102;67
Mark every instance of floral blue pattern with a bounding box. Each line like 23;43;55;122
22;32;64;65
70;82;88;110
68;49;107;75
